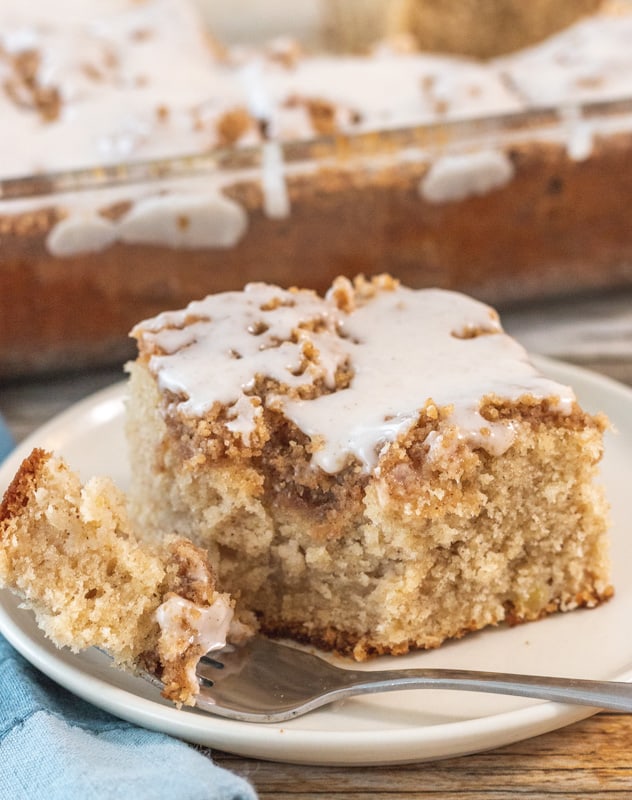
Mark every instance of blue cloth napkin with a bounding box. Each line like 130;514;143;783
0;415;12;465
0;418;257;800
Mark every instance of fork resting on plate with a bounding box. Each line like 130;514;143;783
145;636;632;723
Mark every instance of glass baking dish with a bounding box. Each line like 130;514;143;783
2;1;632;378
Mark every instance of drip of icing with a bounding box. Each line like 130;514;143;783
134;281;576;474
155;594;233;655
47;186;248;256
238;62;290;219
47;212;118;256
238;59;273;123
420;149;515;204
225;394;263;444
260;141;290;219
117;190;247;248
424;418;518;463
560;105;594;162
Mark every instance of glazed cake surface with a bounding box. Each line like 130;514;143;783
127;275;611;660
0;448;237;705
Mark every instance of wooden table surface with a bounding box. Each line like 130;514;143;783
1;290;631;799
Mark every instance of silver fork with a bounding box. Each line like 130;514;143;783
173;637;632;723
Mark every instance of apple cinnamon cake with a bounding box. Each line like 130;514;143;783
126;274;612;660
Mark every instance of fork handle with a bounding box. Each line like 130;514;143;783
339;668;632;712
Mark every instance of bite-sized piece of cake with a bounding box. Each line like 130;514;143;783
0;448;241;706
127;274;612;661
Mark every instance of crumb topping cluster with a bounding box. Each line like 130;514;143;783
2;48;61;122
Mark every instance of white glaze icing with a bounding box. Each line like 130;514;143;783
44;181;249;256
155;593;233;654
0;0;521;183
117;190;247;249
260;141;290;219
497;12;632;107
133;281;576;474
136;283;347;408
559;105;594;163
47;212;118;256
0;0;250;179
419;149;515;204
258;51;523;137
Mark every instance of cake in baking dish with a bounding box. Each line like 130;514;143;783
4;0;632;378
0;448;244;705
126;274;612;660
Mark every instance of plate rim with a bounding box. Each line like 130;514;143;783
0;596;601;764
1;354;631;765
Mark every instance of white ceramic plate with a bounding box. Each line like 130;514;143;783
1;356;631;766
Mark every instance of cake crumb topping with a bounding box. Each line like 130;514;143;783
131;276;576;473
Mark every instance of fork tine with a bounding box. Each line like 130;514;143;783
191;637;356;722
199;655;225;669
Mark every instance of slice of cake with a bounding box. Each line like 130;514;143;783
127;274;612;660
0;448;241;706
